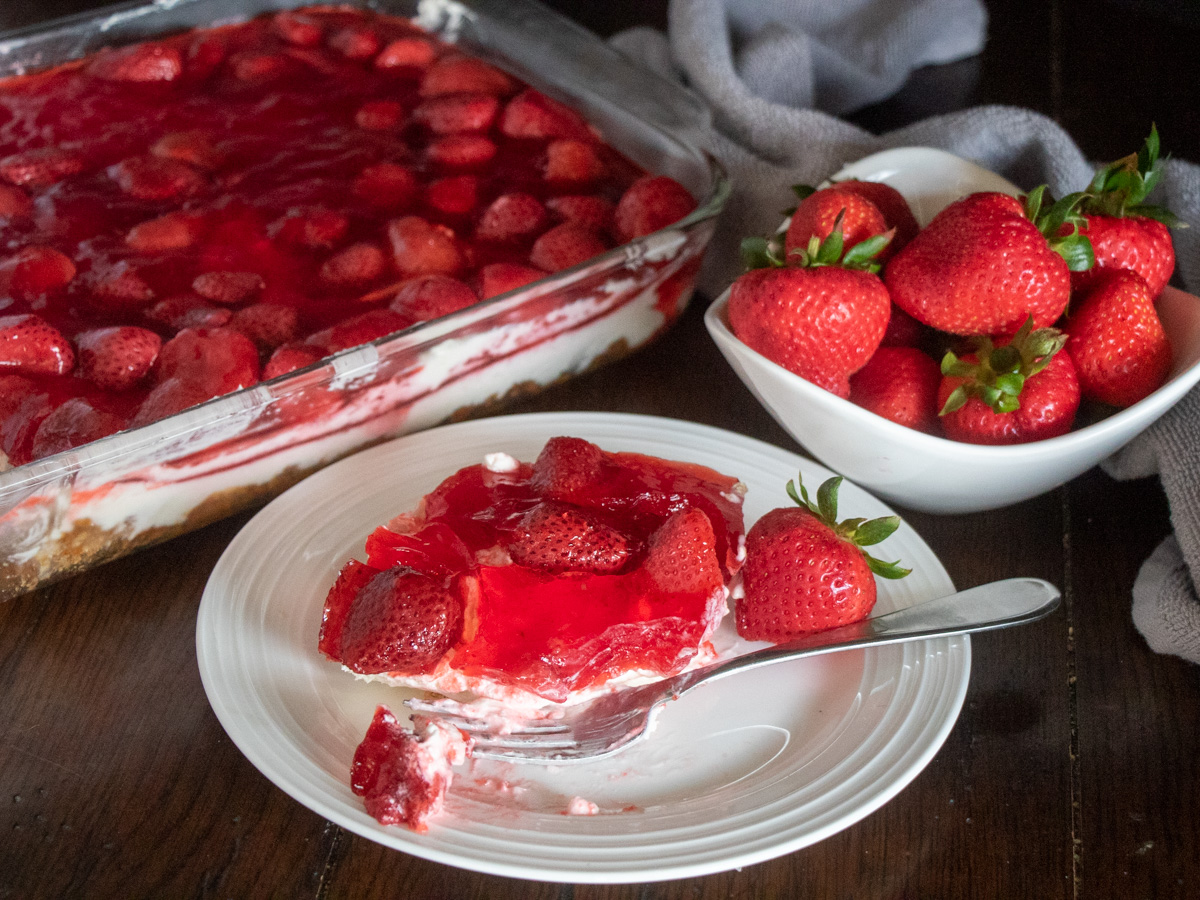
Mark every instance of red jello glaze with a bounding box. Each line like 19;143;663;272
0;7;698;467
320;437;745;703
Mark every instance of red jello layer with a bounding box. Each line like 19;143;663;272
319;436;745;703
0;6;695;467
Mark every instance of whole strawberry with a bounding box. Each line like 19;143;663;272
737;474;909;643
885;188;1093;335
784;185;889;260
938;319;1081;444
849;346;942;433
834;179;921;250
1064;269;1171;407
1072;126;1181;297
728;218;893;397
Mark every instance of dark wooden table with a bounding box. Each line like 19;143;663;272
3;1;1200;898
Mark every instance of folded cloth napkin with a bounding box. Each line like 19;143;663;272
611;0;1200;663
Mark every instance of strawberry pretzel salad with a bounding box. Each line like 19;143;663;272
0;4;721;601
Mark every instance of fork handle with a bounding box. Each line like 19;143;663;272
670;577;1060;696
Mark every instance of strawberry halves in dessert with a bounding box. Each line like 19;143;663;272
320;436;746;706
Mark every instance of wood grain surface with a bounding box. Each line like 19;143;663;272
2;1;1199;898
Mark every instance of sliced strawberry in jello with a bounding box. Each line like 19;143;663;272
389;275;477;323
228;304;299;351
86;42;183;83
387;217;464;278
419;56;515;98
545;195;615;232
474;262;547;299
271;11;324;47
126;211;207;252
0;314;75;377
0;147;86;189
543;139;606;185
500;89;594;141
0;246;76;300
614;175;697;242
424;134;497;169
144;295;233;331
306;308;411;354
269;207;350;250
263;343;324;379
30;398;127;460
374;36;436;71
352;163;418;210
412;93;499;135
192;271;266;305
0;184;33;220
424;175;479;218
155;327;261;397
529;222;609;272
475;193;548;244
339;566;465;675
319;243;388;288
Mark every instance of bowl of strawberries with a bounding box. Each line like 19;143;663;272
706;140;1200;514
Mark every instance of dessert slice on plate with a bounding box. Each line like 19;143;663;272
318;434;746;828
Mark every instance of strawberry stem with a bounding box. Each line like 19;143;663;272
1024;185;1095;272
939;317;1068;416
1081;125;1185;227
785;473;910;579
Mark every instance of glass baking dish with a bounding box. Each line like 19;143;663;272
0;0;729;601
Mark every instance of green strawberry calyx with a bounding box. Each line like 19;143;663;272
740;209;894;274
939;316;1068;416
1023;185;1095;273
785;473;911;579
1080;125;1185;227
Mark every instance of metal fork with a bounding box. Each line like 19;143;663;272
404;577;1060;764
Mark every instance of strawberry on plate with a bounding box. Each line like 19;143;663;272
884;187;1093;335
76;326;163;392
0;314;75;376
727;215;892;398
737;473;909;642
938;318;1081;444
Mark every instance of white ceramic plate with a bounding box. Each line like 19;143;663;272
196;412;967;883
706;147;1200;514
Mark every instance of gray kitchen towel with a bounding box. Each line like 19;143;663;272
612;0;1200;663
